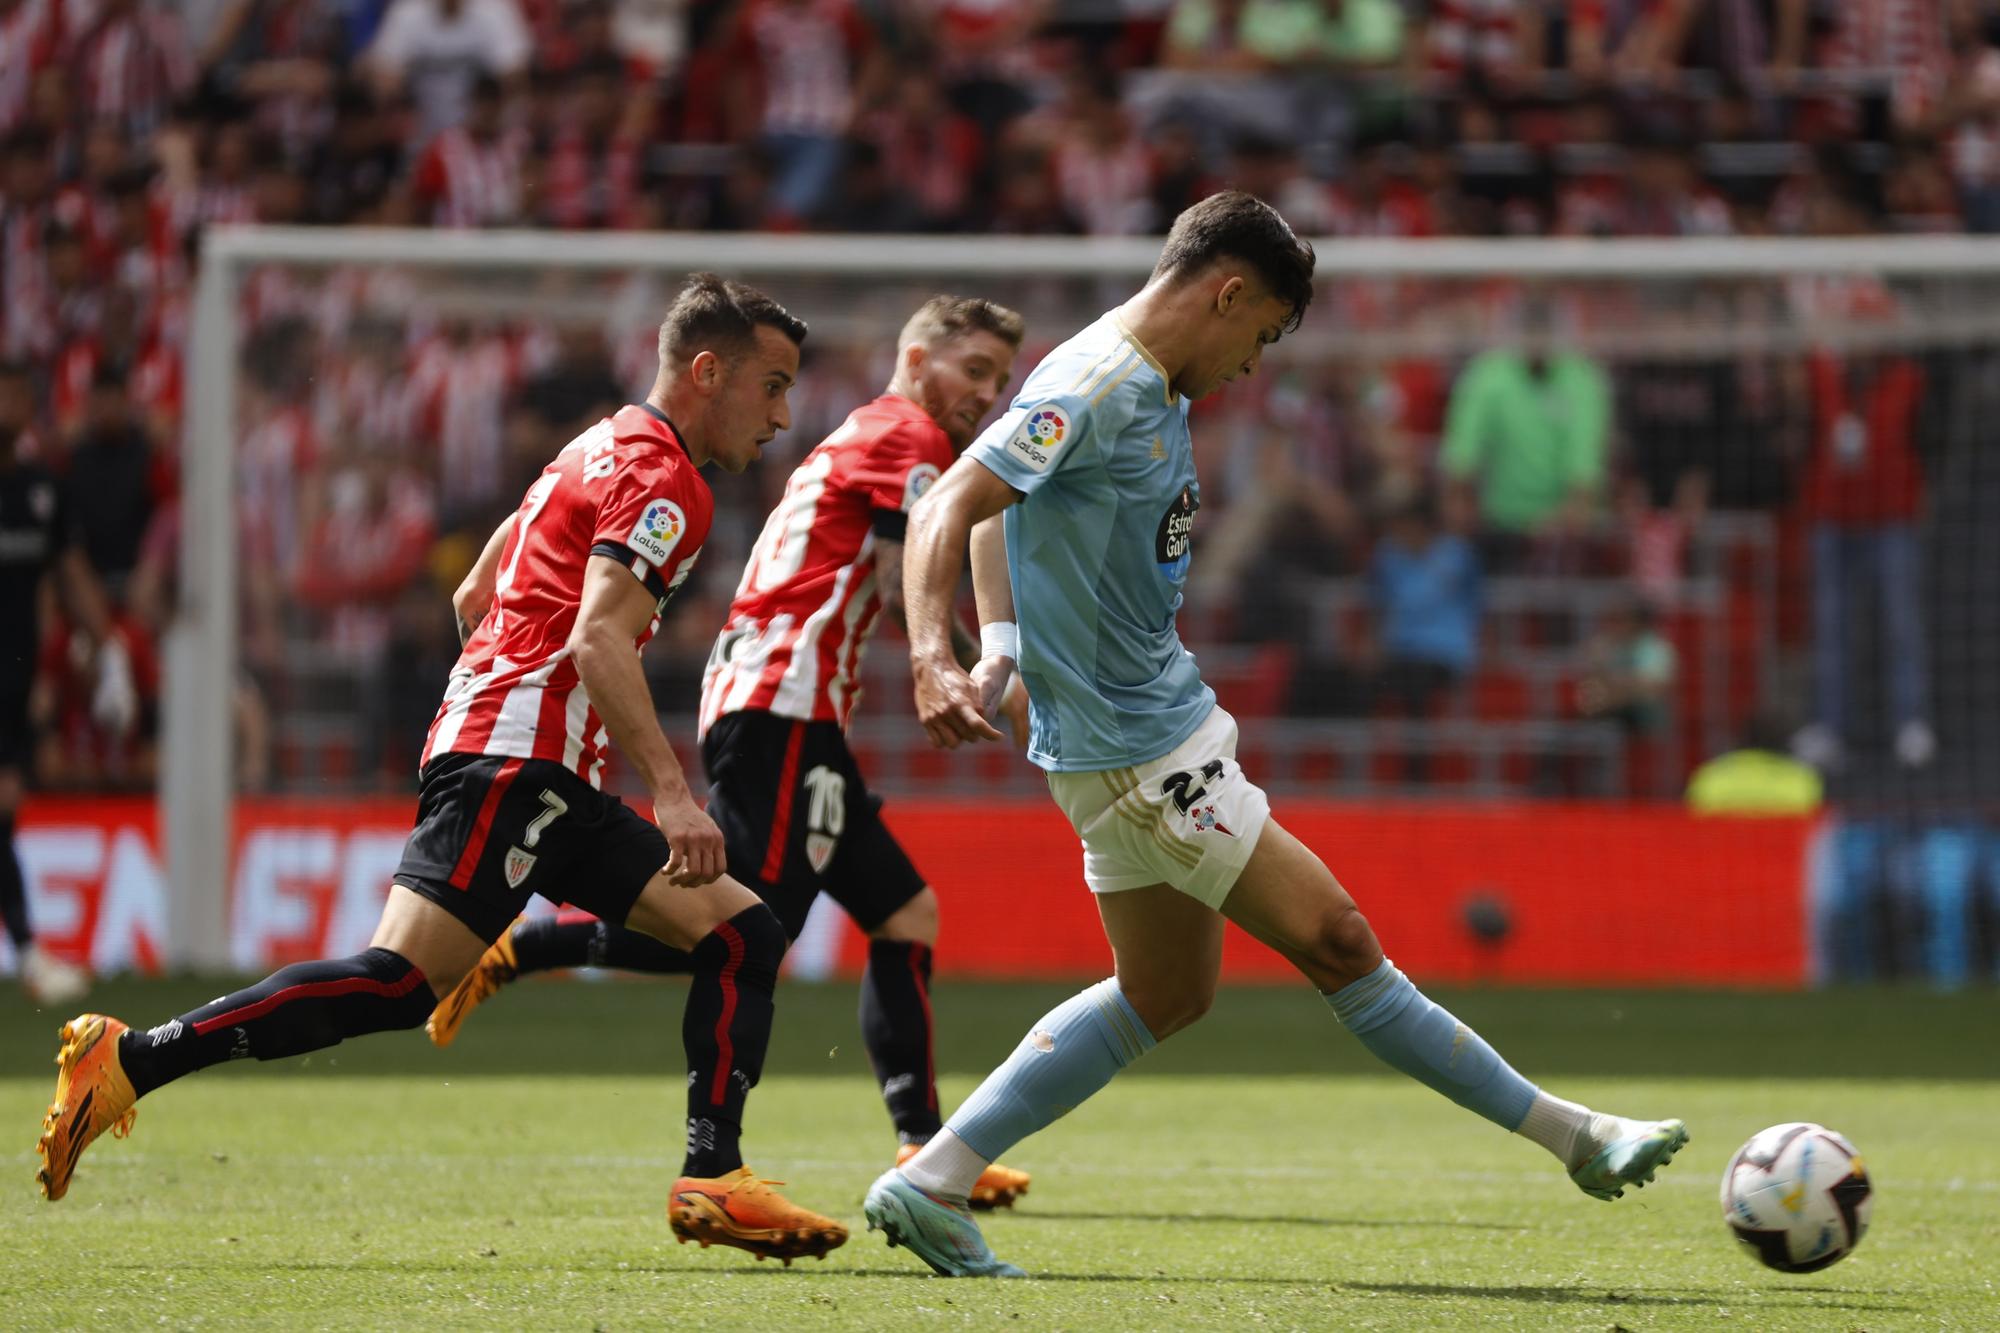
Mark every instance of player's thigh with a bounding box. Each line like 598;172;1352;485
389;755;584;952
369;884;492;998
1219;819;1384;992
702;713;825;939
826;791;933;943
622;870;768;952
1095;884;1226;1039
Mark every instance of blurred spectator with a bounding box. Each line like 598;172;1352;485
1048;69;1157;236
294;451;437;658
0;1;65;135
63;368;160;597
1557;133;1733;237
409;74;527;227
1942;40;2000;232
367;0;532;140
196;0;347;161
727;0;876;227
1686;709;1823;815
857;63;984;232
1164;0;1338;71
70;0;196;140
515;323;626;437
1792;340;1936;772
540;56;650;229
986;145;1081;234
1576;594;1677;735
1326;135;1439;237
1439;296;1610;570
1423;0;1526;85
1364;493;1482;721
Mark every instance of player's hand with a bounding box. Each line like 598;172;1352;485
913;652;1004;749
91;634;140;739
971;654;1029;752
656;794;726;886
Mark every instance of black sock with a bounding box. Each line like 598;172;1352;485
0;814;32;950
510;916;693;975
679;905;783;1177
859;939;942;1144
118;948;434;1097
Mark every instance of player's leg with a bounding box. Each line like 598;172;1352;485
868;886;1220;1276
36;884;476;1201
1221;819;1687;1200
562;787;844;1264
829;791;1036;1209
426;908;695;1047
37;754;558;1201
894;884;1214;1197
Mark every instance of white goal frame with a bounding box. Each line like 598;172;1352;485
168;228;2000;968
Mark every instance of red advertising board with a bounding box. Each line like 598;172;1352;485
9;798;1813;986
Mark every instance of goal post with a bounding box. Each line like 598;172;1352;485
166;227;2000;970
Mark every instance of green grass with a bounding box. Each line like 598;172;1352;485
4;979;1998;1330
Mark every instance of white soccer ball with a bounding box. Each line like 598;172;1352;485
1719;1122;1873;1273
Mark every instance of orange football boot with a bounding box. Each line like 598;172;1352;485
896;1142;1031;1210
668;1167;848;1265
35;1013;138;1201
426;924;522;1048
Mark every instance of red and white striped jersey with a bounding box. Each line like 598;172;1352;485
423;403;712;787
700;393;951;735
412;125;527;229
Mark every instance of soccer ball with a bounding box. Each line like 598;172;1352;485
1719;1122;1873;1273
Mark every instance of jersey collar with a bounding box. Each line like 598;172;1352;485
636;401;693;462
1111;313;1178;406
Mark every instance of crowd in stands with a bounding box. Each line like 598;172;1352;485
3;0;1994;797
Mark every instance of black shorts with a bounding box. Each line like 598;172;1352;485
0;682;29;771
701;711;927;940
393;752;670;944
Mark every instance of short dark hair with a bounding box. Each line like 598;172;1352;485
1153;191;1316;333
897;295;1025;354
657;272;808;366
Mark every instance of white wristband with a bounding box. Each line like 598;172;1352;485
980;621;1019;662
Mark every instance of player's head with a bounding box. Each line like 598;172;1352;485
656;272;807;473
891;295;1025;450
1150;191;1316;400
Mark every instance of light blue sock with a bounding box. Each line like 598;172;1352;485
1325;959;1538;1131
947;978;1156;1160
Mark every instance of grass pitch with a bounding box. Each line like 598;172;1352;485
4;978;1996;1330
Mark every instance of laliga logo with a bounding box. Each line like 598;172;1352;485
643;501;682;545
1026;409;1066;446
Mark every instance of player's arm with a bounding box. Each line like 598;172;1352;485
568;556;726;885
968;513;1029;747
452;513;517;646
903;458;1019;748
872;534;980;670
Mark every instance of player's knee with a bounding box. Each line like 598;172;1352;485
1119;975;1214;1040
870;888;939;946
1300;904;1384;992
728;902;787;990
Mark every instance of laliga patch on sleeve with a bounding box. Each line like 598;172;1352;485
901;461;942;511
628;497;687;567
1006;404;1070;472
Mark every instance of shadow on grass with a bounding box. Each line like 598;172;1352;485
1010;1210;1520;1231
107;1259;1921;1309
1337;1280;1918;1314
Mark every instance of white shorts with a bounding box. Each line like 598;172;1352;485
1047;707;1271;910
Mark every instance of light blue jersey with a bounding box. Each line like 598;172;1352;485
966;312;1215;772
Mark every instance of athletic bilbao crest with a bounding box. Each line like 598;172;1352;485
803;765;846;875
503;845;537;889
